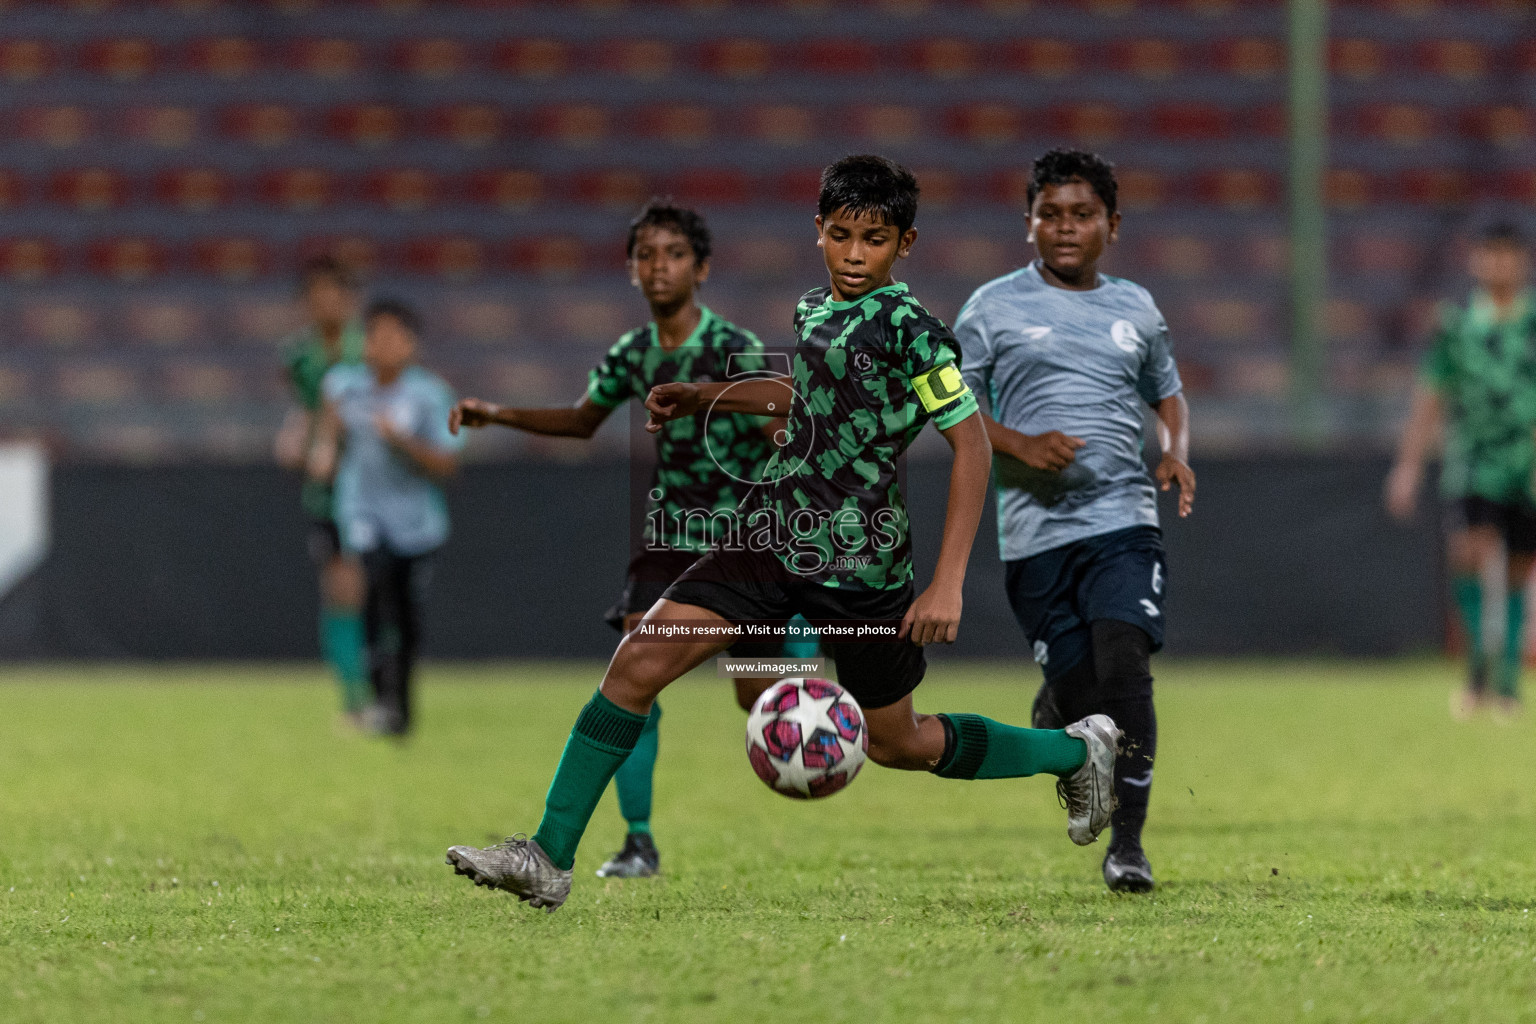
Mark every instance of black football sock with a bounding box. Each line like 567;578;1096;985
1091;619;1156;852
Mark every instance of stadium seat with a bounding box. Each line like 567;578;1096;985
1461;105;1531;147
536;104;611;147
907;38;981;79
326;104;404;148
745;105;817;147
1325;168;1376;209
467;169;545;210
1054;102;1127;144
125;301;207;349
1342;233;1420;276
946;103;1027;145
1212;37;1284;79
1108;38;1183;79
492;39;572;79
1356;103;1437;146
668;168;751;205
80;38;160;81
718;236;802;280
1331;38;1387;80
443;297;520;346
221;104;303;148
0;39;56;82
18;106;96;148
700;38;776;80
1140;235;1215;278
638;104;716;146
24;302;98;349
570;169;653;210
0;171;24;209
1497;169;1536;204
298;235;383;280
508;237;590;280
87;238;168;283
155;168;234;213
183;36;264;79
193;237;273;283
598;39;676;80
394;37;473;79
364;168;441;212
158;361;242;404
1194;169;1280;209
1397;168;1472;206
795;40;879;77
1000;38;1081;78
49;168;128;212
430;103;507;148
1149;103;1231;141
121;106;200;148
259;168;338;211
769;167;822;205
289;38;366;79
54;362;139;405
858;104;925;146
1418;39;1489;80
402;237;488;282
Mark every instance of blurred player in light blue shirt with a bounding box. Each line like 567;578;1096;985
955;149;1193;895
310;299;463;736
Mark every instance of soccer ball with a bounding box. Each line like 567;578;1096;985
745;677;868;799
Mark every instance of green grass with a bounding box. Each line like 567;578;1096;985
2;660;1536;1023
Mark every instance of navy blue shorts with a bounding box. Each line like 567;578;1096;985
1003;525;1166;682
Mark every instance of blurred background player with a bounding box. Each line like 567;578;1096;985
450;199;812;878
1386;223;1536;720
956;149;1194;894
309;299;463;737
273;256;369;723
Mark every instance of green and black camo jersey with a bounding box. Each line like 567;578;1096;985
588;306;776;553
1422;290;1536;503
752;282;979;590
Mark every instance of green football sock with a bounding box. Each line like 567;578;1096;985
533;691;649;871
613;702;661;835
1500;589;1525;699
783;614;819;659
930;713;1087;780
320;607;369;713
1452;574;1488;688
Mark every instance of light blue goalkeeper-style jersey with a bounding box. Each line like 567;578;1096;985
954;261;1183;562
322;363;465;557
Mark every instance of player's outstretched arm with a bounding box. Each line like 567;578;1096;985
643;377;793;433
377;413;459;480
1151;393;1195;518
977;412;1084;472
449;395;612;439
1385;384;1443;520
901;412;990;647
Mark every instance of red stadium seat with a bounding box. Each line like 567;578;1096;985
87;238;168;283
403;237;488;282
184;37;264;79
55;363;138;404
1342;233;1419;276
394;37;474;79
1149;103;1231;141
1325;168;1376;209
508;237;589;281
49;169;129;212
430;103;508;149
155;168;235;213
80;38;159;81
796;40;879;77
744;105;817;147
159;361;241;403
1052;102;1126;144
1187;297;1266;345
126;302;207;349
1194;169;1280;209
1139;235;1215;278
121;106;200;148
1397;168;1472;206
444;298;521;347
1118;169;1171;210
0;171;26;210
858;104;925;146
637;104;715;146
193;237;272;283
986;168;1033;209
1497;170;1536;204
466;169;545;211
718;236;801;280
1461;106;1532;148
17;106;96;148
1212;37;1283;79
770;167;822;205
1000;39;1081;78
327;104;404;148
1418;39;1490;81
669;168;752;206
907;38;982;79
930;235;1012;281
25;302;97;349
288;38;366;80
700;38;777;80
492;39;572;79
1356;103;1437;147
597;39;676;80
1331;38;1387;80
570;169;653;210
1517;41;1536;77
1108;39;1184;79
0;40;56;82
298;236;382;280
0;239;61;284
946;103;1027;145
912;166;960;210
365;169;441;212
220;104;303;148
536;104;611;147
259;168;338;211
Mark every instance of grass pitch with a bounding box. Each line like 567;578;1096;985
2;660;1535;1023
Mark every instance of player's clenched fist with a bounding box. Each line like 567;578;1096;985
1015;430;1086;472
643;382;701;432
900;584;962;647
449;397;500;434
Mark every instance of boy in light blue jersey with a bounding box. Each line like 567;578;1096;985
311;299;464;736
955;149;1195;894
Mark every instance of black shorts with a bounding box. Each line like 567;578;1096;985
307;519;343;566
1004;525;1167;683
1448;496;1536;555
662;545;923;710
606;547;782;660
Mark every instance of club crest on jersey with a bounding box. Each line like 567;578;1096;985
851;348;876;377
913;363;970;414
1111;320;1141;353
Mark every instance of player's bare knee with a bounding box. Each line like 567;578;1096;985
601;637;671;706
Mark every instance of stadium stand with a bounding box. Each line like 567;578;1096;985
0;0;1531;459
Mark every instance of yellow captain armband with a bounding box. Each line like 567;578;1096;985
912;363;970;413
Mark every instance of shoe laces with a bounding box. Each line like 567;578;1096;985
1056;776;1086;817
486;834;530;853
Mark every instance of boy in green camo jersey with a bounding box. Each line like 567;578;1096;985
444;156;1124;914
1388;223;1536;719
450;200;817;879
274;256;369;720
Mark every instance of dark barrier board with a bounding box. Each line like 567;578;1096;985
0;458;1441;660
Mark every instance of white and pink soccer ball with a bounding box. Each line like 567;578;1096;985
745;677;868;799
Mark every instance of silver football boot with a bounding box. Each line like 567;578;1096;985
445;835;572;912
1058;714;1122;846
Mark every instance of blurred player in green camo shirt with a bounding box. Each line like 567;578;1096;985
273;256;369;720
1388;223;1536;719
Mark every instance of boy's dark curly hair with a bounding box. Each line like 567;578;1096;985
1026;149;1119;217
626;199;711;264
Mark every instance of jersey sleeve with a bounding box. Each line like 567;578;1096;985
424;379;467;452
1135;307;1184;405
894;303;979;431
319;363;350;404
586;334;635;409
953;291;994;414
1419;304;1459;390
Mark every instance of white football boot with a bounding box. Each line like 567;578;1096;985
1057;714;1122;845
445;835;572;912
